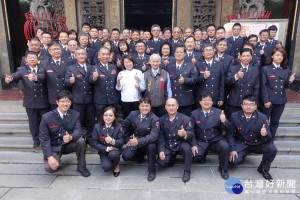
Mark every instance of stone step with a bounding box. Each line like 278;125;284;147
0;113;28;124
0;101;25;113
282;103;300;115
0;124;30;136
0;136;299;155
276;127;300;140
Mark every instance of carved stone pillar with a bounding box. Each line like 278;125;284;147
63;0;77;29
104;0;121;30
177;0;193;29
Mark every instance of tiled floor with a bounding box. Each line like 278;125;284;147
0;88;300;103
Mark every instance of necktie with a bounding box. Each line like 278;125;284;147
205;113;209;119
106;65;108;71
82;65;86;72
233;37;236;41
33;69;36;74
242;68;247;73
177;65;180;70
56;61;60;66
62;114;66;120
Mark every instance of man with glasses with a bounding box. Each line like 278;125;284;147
227;23;245;58
227;95;277;181
39;91;90;177
40;41;72;110
146;24;165;55
132;40;151;72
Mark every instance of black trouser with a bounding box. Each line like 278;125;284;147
44;138;87;172
229;143;277;171
151;106;167;118
122;143;157;172
178;105;193;117
157;142;192;171
26;107;50;145
94;103;117;121
120;101;139;120
194;140;230;170
261;103;285;140
100;150;121;172
73;103;95;142
227;105;242;120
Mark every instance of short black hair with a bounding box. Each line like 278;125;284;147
139;96;151;105
48;41;61;49
216;26;225;32
56;91;72;101
259;29;269;35
163;27;172;34
268;25;278;32
136;40;145;46
81;22;91;28
247;34;258;41
90;26;98;31
174;44;185;52
200;91;213;101
202;43;214;52
216;38;227;45
206;24;216;30
184;36;195;42
232;23;241;29
41;31;51;36
240;48;253;56
242;95;256;104
112;28;120;33
25;51;38;58
67;39;78;45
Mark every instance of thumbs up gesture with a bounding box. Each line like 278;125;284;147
117;72;123;82
220;110;226;123
63;131;72;143
260;49;264;55
163;58;170;66
134;72;140;81
204;67;210;79
179;74;184;84
236;68;244;79
105;133;113;144
117;58;121;67
146;46;150;54
130;134;138;146
195;44;201;51
135;79;140;89
28;70;37;82
142;62;147;71
289;73;296;83
178;125;187;137
93;68;99;81
5;74;13;84
70;73;75;84
191;54;197;64
260;124;267;136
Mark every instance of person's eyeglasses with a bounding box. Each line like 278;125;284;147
58;100;71;104
242;103;256;107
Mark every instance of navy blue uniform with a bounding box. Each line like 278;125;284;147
228;110;277;172
39;109;87;173
40;57;72;109
62;51;76;65
260;64;292;139
167;61;198;116
215;53;235;76
195;59;225;106
81;46;94;65
90;39;102;51
146;38;165;55
91;123;124;172
160;56;176;70
169;39;184;56
122;110;160;172
65;62;94;142
184;51;202;63
41;45;51;57
129;40;137;55
227;36;245;58
254;43;273;66
157;113;193;171
132;53;151;72
202;37;216;44
89;62;119;120
226;64;260;117
190;107;230;170
8;65;49;146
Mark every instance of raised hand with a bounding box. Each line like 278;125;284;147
142;62;147;71
93;69;99;81
5;74;13;84
260;124;267;136
191;54;197;64
159;152;165;160
130;134;138;146
178;74;184;84
163;58;170;66
177;125;187;137
289;73;296;83
236;68;244;79
63;131;72;143
264;102;272;109
204;67;210;79
220;110;226;123
70;73;75;84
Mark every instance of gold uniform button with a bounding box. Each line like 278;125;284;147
275;86;277;88
275;92;277;94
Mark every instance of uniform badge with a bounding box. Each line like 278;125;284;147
169;74;173;77
47;70;54;73
98;136;105;139
163;125;167;129
120;127;124;133
160;77;164;81
100;74;106;77
200;71;205;74
266;120;270;125
237;127;243;131
269;75;275;78
188;121;192;127
196;121;201;124
193;66;197;71
150;47;154;50
155;121;160;128
76;74;82;77
50;125;58;128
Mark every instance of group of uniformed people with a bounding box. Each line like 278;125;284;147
4;22;297;182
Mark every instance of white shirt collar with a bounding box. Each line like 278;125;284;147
176;61;184;68
57;108;66;119
205;59;213;65
100;62;108;67
218;53;224;58
272;62;280;68
241;63;249;69
52;58;61;64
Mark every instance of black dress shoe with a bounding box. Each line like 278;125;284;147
199;157;206;164
113;171;120;177
78;169;91;177
147;171;156;182
33;143;40;148
257;167;273;181
182;170;191;183
218;167;229;180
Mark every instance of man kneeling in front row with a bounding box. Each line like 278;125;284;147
39;91;90;177
228;95;277;181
